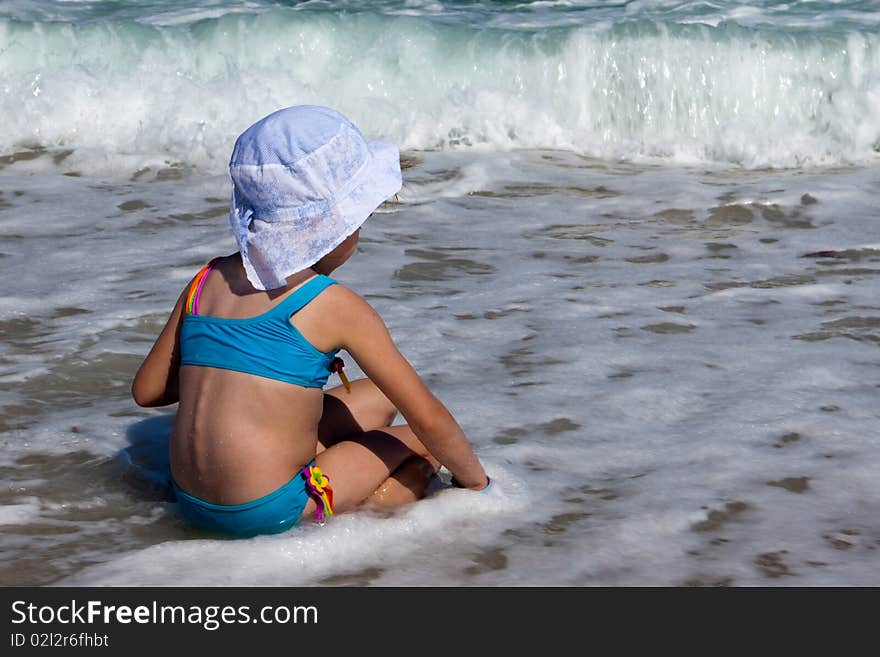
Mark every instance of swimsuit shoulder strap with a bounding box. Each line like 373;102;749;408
273;275;337;318
185;258;220;315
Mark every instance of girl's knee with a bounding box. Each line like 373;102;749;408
366;455;437;509
356;377;397;427
408;455;438;479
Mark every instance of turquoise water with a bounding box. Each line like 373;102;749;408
1;1;878;169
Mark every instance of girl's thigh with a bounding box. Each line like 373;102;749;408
311;425;425;514
318;378;397;450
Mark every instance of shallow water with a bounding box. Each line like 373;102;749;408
2;146;878;586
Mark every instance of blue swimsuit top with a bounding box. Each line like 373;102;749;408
179;267;339;388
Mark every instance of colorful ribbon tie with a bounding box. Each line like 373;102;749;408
329;356;351;393
302;465;334;523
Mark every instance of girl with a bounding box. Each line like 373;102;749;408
131;105;490;537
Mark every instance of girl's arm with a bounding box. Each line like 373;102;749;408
131;286;188;407
330;286;489;489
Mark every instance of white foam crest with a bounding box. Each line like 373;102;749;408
7;1;880;31
58;465;529;586
1;12;878;174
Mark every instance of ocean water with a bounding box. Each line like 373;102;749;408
1;1;878;586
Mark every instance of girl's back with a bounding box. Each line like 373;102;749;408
170;254;335;505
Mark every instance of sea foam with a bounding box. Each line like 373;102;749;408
1;10;878;173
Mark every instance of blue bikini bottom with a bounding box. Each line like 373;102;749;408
172;461;314;538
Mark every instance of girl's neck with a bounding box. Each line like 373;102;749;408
228;253;319;297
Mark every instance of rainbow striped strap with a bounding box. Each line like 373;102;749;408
185;259;218;315
302;465;334;523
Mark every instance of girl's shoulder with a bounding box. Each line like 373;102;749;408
181;252;238;291
308;281;392;349
317;281;376;319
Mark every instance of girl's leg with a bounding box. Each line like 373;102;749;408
362;455;439;509
318;376;438;468
317;378;397;451
301;425;439;519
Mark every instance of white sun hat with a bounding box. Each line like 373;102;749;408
228;105;402;290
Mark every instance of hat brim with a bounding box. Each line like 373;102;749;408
334;139;403;236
